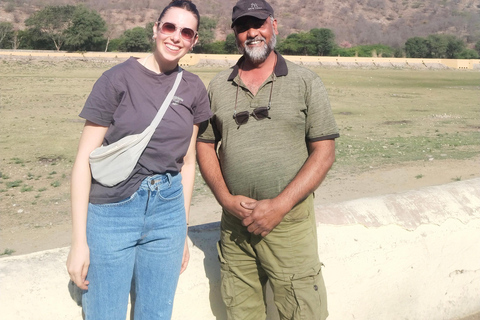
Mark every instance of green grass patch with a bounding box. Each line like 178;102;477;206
11;157;24;165
6;180;23;188
21;185;34;192
0;249;15;256
50;181;61;188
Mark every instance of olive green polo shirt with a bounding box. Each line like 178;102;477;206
198;53;339;200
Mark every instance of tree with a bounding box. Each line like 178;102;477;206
277;32;316;55
224;33;237;54
458;48;479;59
103;24;116;52
25;5;76;51
64;5;106;51
12;30;24;50
277;29;336;56
145;22;155;43
444;35;466;59
0;22;14;49
426;34;449;58
405;37;429;58
475;40;480;56
17;28;55;50
119;27;151;52
203;40;227;54
106;38;122;52
277;33;303;55
405;34;467;58
425;34;467;59
310;28;336;56
194;17;216;53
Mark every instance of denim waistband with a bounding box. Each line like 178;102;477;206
140;173;179;191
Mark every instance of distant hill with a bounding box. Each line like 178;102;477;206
1;0;479;47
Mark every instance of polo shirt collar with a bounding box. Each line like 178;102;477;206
227;50;288;81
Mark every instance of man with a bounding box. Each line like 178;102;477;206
196;0;339;319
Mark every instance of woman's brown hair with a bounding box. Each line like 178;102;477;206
158;0;200;30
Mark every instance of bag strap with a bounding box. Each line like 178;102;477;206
149;66;183;129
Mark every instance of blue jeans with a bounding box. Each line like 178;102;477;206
82;173;186;320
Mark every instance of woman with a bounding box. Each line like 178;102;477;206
66;1;211;319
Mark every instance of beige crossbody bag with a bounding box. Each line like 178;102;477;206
89;67;183;187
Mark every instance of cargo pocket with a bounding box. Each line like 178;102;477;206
283;195;313;222
217;241;235;308
281;264;328;320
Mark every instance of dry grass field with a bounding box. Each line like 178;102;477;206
0;57;479;256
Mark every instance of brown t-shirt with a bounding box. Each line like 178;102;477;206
80;57;211;204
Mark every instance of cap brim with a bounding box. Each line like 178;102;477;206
231;12;271;27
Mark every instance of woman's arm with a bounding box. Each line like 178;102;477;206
66;121;108;290
179;124;200;273
181;124;199;225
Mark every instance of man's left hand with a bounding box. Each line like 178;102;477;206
240;199;287;237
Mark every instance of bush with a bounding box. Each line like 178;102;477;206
106;38;122;52
118;27;151;52
332;44;395;57
474;40;480;56
458;48;479;59
202;41;227;54
0;22;14;49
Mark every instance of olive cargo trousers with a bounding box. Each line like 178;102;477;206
217;195;328;320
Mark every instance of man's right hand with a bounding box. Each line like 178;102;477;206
222;195;257;220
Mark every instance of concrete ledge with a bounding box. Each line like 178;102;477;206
1;179;479;320
1;50;479;70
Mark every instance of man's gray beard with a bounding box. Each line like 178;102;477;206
237;33;276;64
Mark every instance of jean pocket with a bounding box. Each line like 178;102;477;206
158;180;183;201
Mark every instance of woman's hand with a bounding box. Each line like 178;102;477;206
66;241;90;290
180;238;190;274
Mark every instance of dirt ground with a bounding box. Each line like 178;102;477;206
1;156;478;257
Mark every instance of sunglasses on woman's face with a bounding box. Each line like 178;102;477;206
158;21;197;41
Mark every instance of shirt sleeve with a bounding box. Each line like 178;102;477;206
305;76;340;141
79;73;121;127
192;79;213;125
197;84;217;143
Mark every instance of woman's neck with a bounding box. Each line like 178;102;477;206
143;52;178;74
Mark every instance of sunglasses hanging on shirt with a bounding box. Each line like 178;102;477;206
233;78;273;128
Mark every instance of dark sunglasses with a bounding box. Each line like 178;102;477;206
233;78;274;127
233;106;270;126
158;21;197;41
234;18;268;34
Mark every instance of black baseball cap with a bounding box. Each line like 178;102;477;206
231;0;274;27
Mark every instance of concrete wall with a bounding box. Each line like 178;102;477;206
1;50;479;70
1;178;479;320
